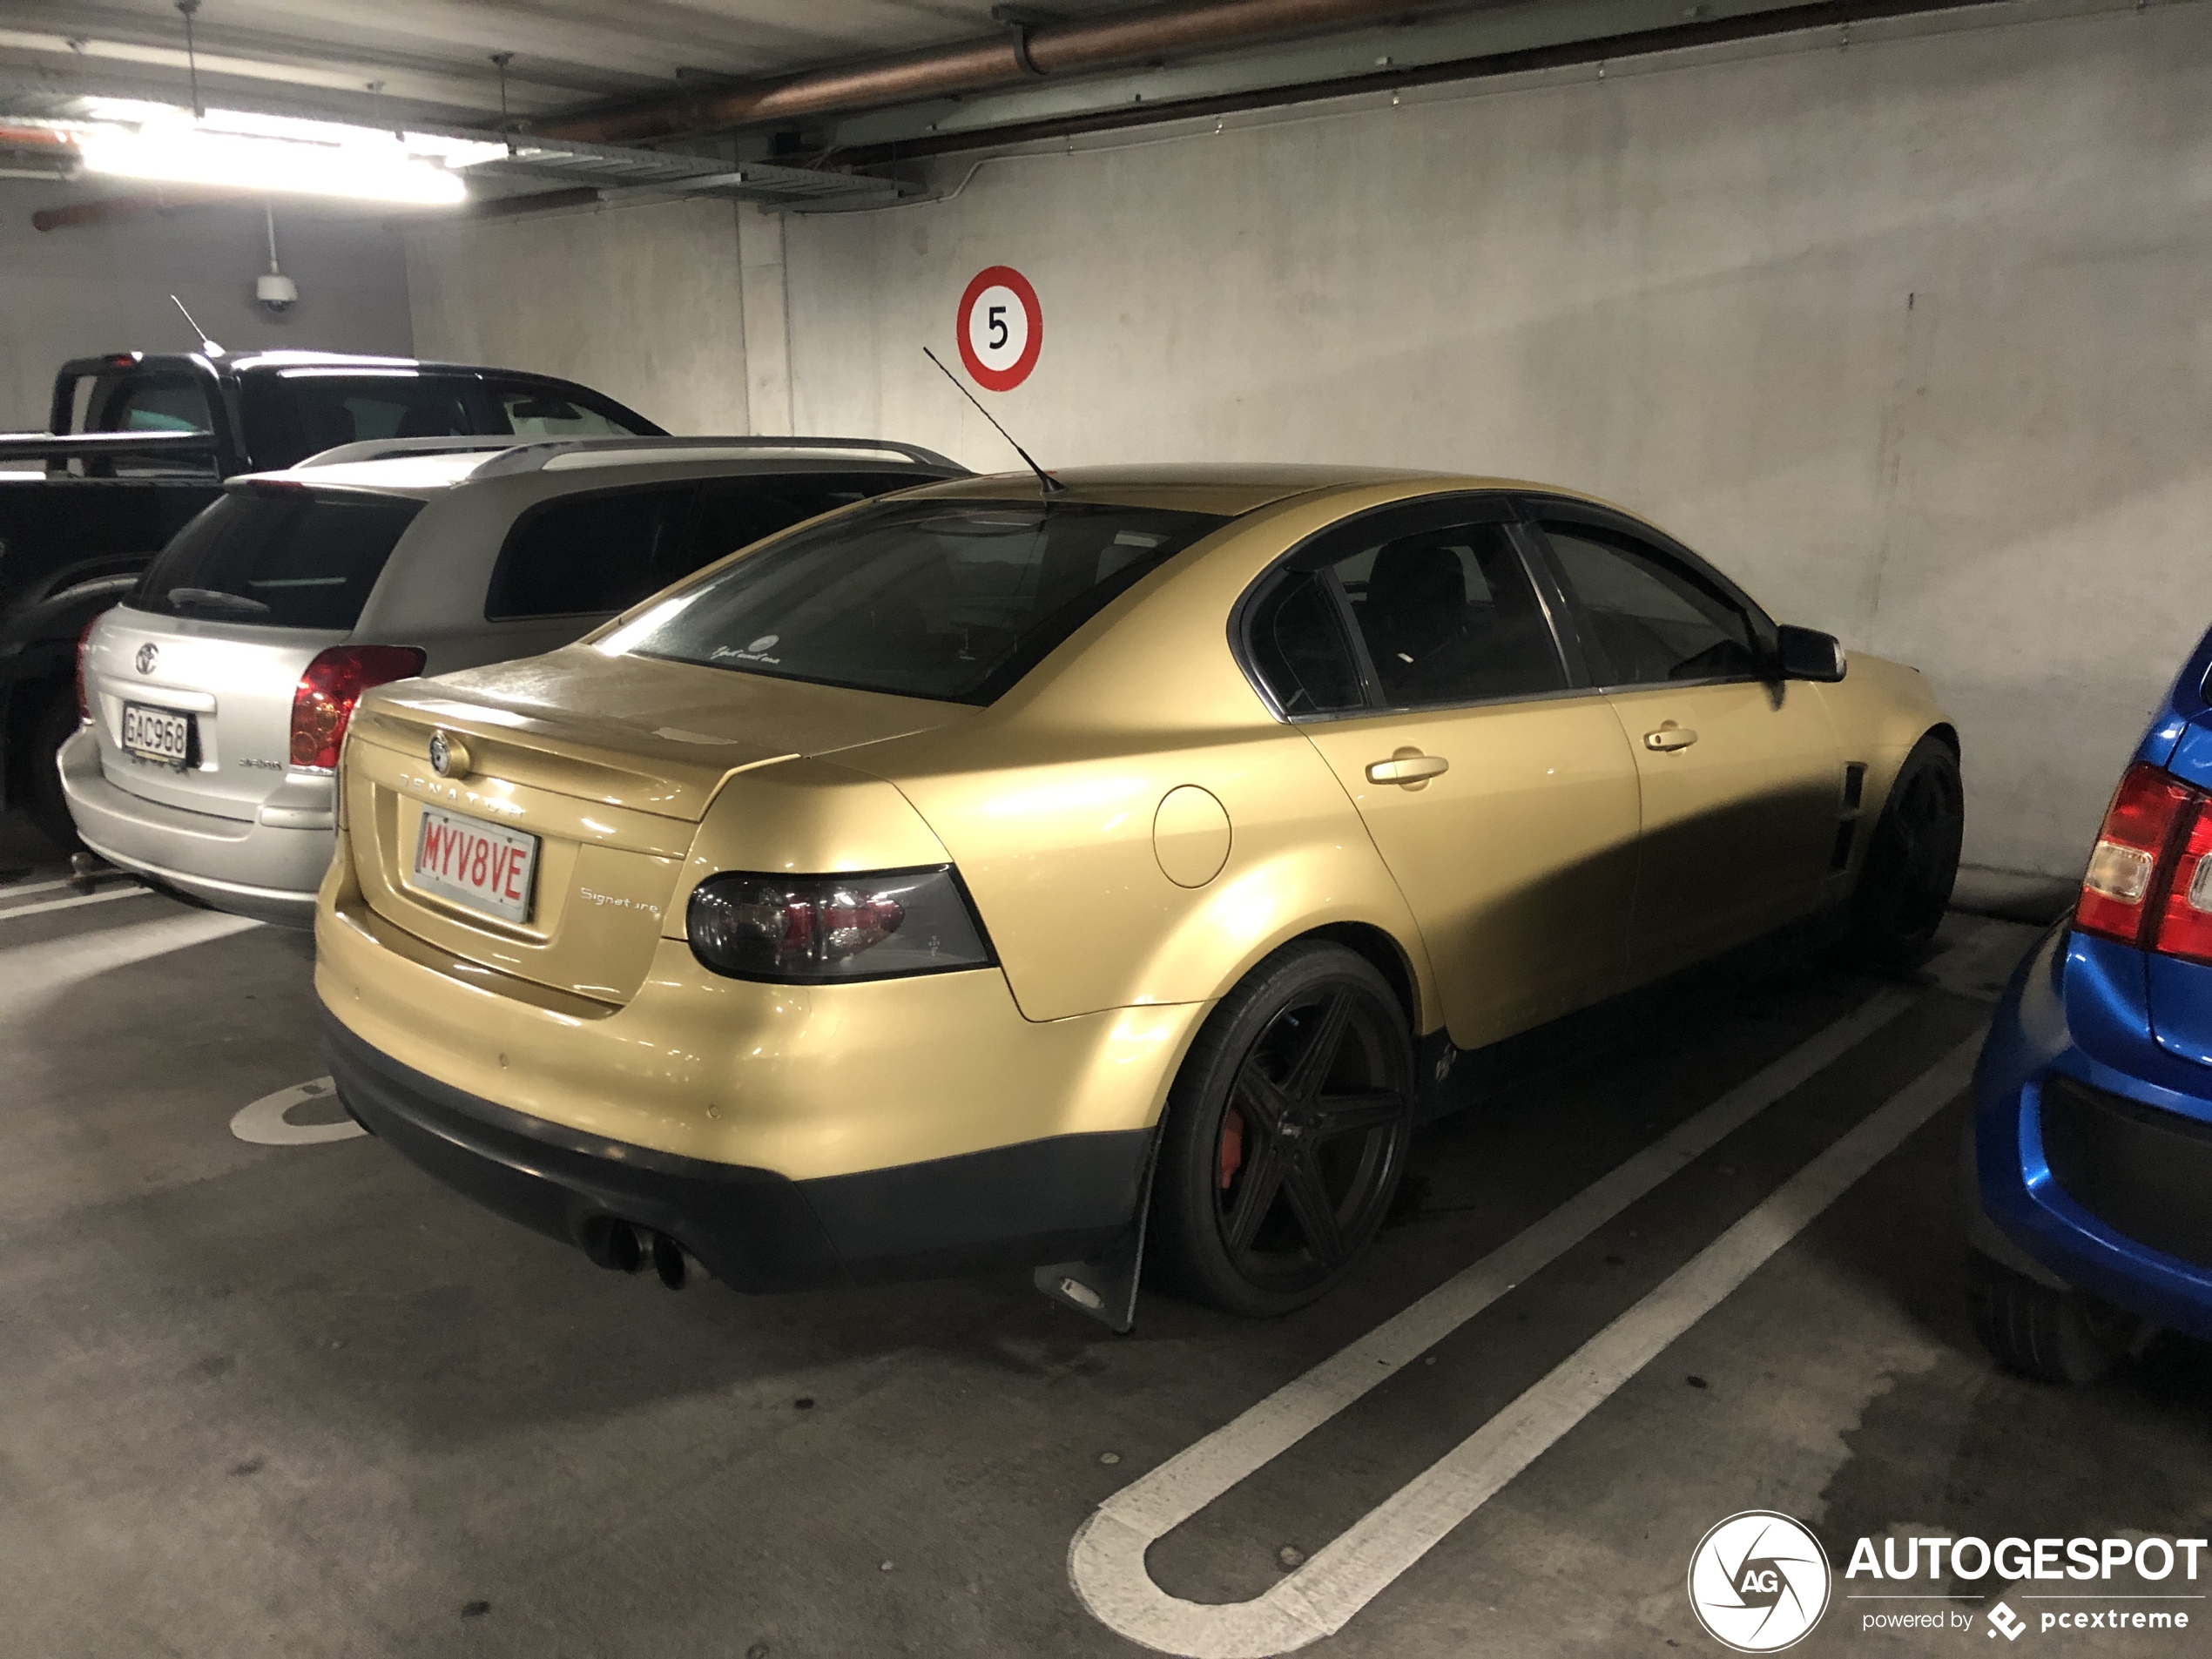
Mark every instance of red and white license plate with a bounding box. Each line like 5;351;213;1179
411;806;538;924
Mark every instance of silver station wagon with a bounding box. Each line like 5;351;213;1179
62;435;964;925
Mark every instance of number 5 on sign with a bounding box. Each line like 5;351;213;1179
956;266;1043;392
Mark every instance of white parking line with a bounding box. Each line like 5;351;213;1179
0;910;261;1018
1070;969;1989;1656
0;886;152;921
0;877;76;902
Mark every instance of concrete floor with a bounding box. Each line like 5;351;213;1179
5;811;2209;1658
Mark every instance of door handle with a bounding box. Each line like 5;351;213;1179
1644;724;1699;752
1366;750;1450;786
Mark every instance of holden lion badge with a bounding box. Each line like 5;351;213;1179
1687;1510;1831;1652
428;731;467;779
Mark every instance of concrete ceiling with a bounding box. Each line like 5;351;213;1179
0;0;1971;221
0;0;1151;127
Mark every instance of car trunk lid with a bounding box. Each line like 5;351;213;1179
85;605;341;822
341;645;958;1005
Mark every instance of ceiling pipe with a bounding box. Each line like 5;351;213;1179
833;0;2012;166
0;124;74;151
32;187;259;232
541;0;1484;145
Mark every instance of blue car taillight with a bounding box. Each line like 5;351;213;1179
2075;761;2212;962
685;865;994;983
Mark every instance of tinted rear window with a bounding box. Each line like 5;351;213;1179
599;498;1227;705
485;472;932;622
128;487;421;630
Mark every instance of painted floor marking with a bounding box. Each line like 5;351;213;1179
1069;988;1919;1575
0;910;263;1018
1066;917;2008;1657
0;877;76;902
231;1077;364;1146
0;886;152;921
1074;1033;1983;1657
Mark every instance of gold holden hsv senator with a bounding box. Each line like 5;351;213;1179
315;466;1961;1319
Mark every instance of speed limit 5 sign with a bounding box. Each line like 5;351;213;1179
956;266;1042;392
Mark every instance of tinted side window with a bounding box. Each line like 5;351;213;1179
1332;523;1565;707
1244;570;1363;716
97;374;211;433
1541;525;1757;685
684;473;929;572
129;488;421;630
486;485;696;621
244;375;482;469
492;383;645;438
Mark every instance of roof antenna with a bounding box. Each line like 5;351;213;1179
176;0;205;120
923;346;1065;496
171;294;224;358
490;52;516;155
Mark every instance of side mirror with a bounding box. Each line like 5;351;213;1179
1776;624;1846;683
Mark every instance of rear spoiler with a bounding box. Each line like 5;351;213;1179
0;429;218;467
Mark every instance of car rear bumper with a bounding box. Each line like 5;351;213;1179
59;725;328;926
1973;921;2212;1341
322;1010;1152;1291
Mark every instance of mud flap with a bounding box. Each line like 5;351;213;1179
1414;1027;1460;1124
1034;1134;1157;1333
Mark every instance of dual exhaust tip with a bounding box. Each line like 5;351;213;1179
583;1217;691;1291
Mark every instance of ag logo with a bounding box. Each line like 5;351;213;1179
1687;1510;1831;1652
135;642;158;675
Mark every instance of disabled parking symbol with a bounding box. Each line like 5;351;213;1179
230;1076;365;1146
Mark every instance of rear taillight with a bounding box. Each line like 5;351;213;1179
686;866;994;983
2076;761;2212;956
289;645;424;773
2156;806;2212;963
74;613;102;720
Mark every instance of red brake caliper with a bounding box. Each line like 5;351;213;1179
1218;1107;1245;1190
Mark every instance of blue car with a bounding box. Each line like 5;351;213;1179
1972;624;2212;1381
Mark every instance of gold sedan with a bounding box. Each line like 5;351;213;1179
315;467;1961;1319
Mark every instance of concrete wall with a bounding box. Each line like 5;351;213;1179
787;1;2212;880
407;197;751;436
0;183;414;432
400;0;2212;880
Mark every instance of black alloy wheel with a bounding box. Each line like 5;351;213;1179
1848;734;1964;968
1150;942;1416;1317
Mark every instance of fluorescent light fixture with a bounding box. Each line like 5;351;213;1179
71;103;504;206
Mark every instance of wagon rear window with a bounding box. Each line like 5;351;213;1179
127;486;421;631
598;498;1227;705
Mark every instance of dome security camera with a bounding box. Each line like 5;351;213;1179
256;271;298;314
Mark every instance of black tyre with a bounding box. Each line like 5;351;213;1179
1968;1251;2136;1385
1150;942;1416;1318
1848;734;1963;968
21;685;84;855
